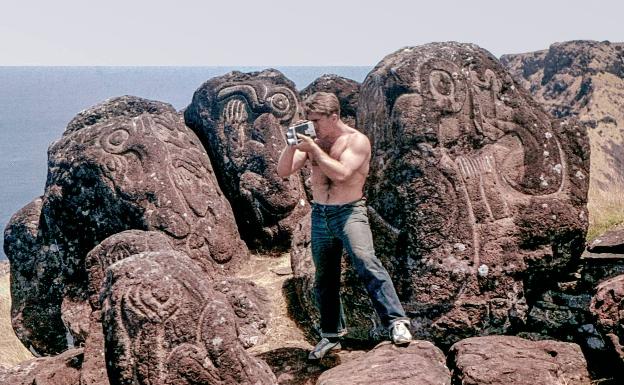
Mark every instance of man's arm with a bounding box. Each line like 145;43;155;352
276;144;308;178
299;134;370;183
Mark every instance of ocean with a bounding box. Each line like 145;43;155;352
0;66;372;260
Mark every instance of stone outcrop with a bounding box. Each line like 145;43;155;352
75;228;268;384
316;341;451;385
4;96;248;355
287;42;590;347
0;348;83;385
590;274;624;366
185;69;309;252
101;251;276;385
501;41;624;238
358;42;589;346
81;230;177;385
502;41;624;376
449;336;591;385
500;41;624;119
1;52;610;384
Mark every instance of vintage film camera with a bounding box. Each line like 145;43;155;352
285;121;316;146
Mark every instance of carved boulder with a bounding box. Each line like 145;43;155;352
285;43;591;346
4;96;247;355
185;69;309;252
356;42;590;346
101;251;276;385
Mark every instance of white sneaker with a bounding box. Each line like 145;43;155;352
308;338;341;360
390;320;412;345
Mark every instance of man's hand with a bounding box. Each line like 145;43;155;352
295;134;319;153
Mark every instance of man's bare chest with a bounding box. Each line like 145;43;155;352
311;138;347;165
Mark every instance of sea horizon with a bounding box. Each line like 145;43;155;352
0;66;373;260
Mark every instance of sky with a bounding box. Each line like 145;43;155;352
0;0;622;66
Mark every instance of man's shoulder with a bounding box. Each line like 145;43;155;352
346;130;370;149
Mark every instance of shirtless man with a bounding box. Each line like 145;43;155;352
277;92;411;360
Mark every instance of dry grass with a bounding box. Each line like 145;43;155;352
583;72;624;242
0;273;34;367
587;183;624;241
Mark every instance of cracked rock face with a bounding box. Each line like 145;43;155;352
185;69;309;252
590;274;624;366
317;341;451;385
4;96;247;355
448;336;591;385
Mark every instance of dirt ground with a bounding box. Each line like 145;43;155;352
236;253;368;384
0;256;368;383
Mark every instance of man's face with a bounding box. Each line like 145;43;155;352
306;112;336;137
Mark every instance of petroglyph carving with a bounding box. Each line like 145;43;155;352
48;101;247;274
352;42;589;346
216;83;298;122
102;251;276;385
3;96;248;355
185;69;309;251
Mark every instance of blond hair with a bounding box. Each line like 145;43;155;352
303;92;340;117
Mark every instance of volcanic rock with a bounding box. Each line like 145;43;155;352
0;348;83;385
3;197;67;354
590;274;624;366
449;336;591;385
286;42;593;348
501;40;624;232
81;230;176;385
4;96;247;355
65;95;176;134
101;250;276;385
185;69;310;252
80;230;269;385
300;74;360;128
316;341;451;385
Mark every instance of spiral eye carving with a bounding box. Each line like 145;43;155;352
270;92;290;113
267;88;297;122
101;128;130;154
421;58;467;113
431;71;454;96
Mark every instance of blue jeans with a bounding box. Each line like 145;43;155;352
311;198;408;338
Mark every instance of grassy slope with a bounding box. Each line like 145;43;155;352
502;47;624;242
583;72;624;240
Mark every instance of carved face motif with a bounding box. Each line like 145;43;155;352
208;74;300;231
216;83;300;156
94;114;214;235
359;44;587;273
50;110;238;267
